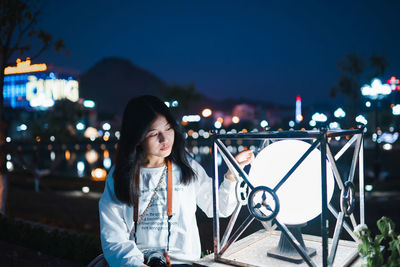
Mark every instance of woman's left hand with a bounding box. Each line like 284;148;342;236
225;149;254;181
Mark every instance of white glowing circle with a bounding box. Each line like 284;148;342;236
355;115;368;125
103;158;112;169
260;120;269;128
214;121;222;129
382;143;392;151
6;161;14;171
77;161;85;172
102;123;111;131
392;104;400;115
76;122;85;131
289;120;295;127
192;132;199;139
334;108;346;118
365;101;371;108
249;140;335;225
82;186;90;193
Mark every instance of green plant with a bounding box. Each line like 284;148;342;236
354;216;400;267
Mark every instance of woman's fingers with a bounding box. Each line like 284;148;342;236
235;149;254;166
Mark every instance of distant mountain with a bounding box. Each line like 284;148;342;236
79;57;166;116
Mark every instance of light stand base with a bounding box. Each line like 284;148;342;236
267;225;316;264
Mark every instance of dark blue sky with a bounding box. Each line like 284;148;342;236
28;0;400;106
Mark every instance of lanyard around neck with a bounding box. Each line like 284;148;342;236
134;159;173;223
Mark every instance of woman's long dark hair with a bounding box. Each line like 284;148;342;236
113;95;196;205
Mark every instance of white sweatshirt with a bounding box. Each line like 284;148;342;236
99;158;237;267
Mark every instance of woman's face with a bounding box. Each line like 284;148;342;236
141;115;175;165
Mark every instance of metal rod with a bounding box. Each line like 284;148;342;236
274;219;317;267
325;128;363;137
328;204;358;241
213;141;221;256
326;144;344;190
321;131;328;267
215;139;254;190
328;212;345;266
273;139;320;192
359;136;365;225
214;131;321;140
220;203;242;249
217;146;241;182
334;135;358;161
348;134;362;183
350;213;358;229
218;215;255;256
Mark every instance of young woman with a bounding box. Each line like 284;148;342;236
99;95;253;267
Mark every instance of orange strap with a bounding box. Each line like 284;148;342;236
166;160;173;217
134;160;173;223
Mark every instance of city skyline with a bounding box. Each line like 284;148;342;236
20;0;400;106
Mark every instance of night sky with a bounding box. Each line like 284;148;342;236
25;0;400;106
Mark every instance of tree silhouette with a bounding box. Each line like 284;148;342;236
0;0;67;214
330;53;389;127
160;83;202;115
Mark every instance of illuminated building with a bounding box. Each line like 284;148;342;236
3;58;79;109
295;95;303;123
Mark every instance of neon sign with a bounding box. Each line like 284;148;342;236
26;75;79;108
4;58;47;75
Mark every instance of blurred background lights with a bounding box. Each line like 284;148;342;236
365;184;374;192
171;100;179;107
103;158;112;169
6;161;14;171
387;76;400;91
201;108;212;117
16;124;27;131
260;120;269;128
361;78;391;100
309;120;316;127
77;161;85;177
288;120;295;127
84;127;99;139
312;112;328;122
6;137;11;142
91;168;107;181
85;149;99;164
365;101;371;108
378;132;398;144
232;116;240;124
383;143;393;151
329;122;341;130
83;100;95;108
102;122;111;131
214;121;222;128
76;122;85;131
334;108;346;118
82;186;90;193
182;115;201;122
392;104;400;115
355;115;368;125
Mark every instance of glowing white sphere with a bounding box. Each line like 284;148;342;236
249;140;335;225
